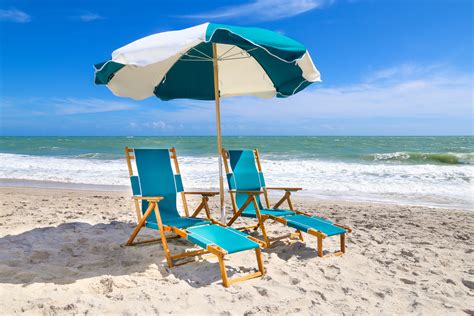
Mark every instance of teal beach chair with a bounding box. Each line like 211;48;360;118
125;147;264;287
222;148;352;257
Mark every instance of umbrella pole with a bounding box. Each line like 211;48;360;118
212;43;226;222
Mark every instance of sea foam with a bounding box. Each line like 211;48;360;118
0;153;472;209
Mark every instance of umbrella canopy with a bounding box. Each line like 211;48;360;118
94;22;320;100
94;22;321;221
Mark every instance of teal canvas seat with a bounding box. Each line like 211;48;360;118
131;149;208;229
125;147;265;287
187;225;259;254
223;148;352;257
145;217;209;230
243;208;295;218
283;215;346;237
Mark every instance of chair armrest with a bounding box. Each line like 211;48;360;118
183;191;219;197
265;187;302;192
228;190;263;195
132;196;164;202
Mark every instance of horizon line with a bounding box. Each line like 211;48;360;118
0;135;472;138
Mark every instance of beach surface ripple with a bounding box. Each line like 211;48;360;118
0;187;473;315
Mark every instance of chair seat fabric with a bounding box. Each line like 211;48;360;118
146;217;210;230
242;208;295;218
283;214;346;237
187;225;259;254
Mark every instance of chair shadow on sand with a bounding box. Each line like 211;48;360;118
0;221;321;288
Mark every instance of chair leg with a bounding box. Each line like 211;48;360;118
253;198;271;247
253;223;260;231
191;200;206;217
217;255;230;287
126;202;155;246
255;248;265;275
225;250;265;287
340;233;346;254
151;203;173;267
126;223;144;246
297;230;304;241
317;236;323;257
227;196;253;226
159;230;173;267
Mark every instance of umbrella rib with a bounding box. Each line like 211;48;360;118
190;47;212;60
219;56;252;61
181;53;210;61
220;47;259;60
179;59;213;62
218;45;235;60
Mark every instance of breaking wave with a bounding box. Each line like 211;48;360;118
369;152;473;165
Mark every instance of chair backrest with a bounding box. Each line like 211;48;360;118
225;149;267;211
127;148;185;225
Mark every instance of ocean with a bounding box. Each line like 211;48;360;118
0;136;472;209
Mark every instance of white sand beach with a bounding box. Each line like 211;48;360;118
0;186;472;315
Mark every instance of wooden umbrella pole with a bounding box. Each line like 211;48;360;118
212;43;226;222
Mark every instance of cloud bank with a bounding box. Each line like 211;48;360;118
1;64;472;136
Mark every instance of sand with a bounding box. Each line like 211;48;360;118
0;186;473;315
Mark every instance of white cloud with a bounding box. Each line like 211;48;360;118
221;66;472;120
0;8;30;23
180;0;332;22
126;64;473;135
364;63;445;83
148;121;167;130
52;98;132;114
78;12;104;22
2;64;471;136
1;97;134;116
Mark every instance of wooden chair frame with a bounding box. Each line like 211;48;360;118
124;147;265;287
222;148;352;257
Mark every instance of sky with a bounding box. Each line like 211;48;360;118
0;0;472;136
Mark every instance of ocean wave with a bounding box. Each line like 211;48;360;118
0;153;472;209
71;153;120;159
369;152;474;165
73;153;100;159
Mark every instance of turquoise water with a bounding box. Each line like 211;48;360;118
0;136;472;164
0;136;472;209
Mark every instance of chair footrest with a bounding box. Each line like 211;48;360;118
283;214;347;237
187;225;260;254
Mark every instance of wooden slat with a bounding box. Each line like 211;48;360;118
132;196;164;201
307;228;327;239
183;191;219;196
228;190;263;195
227;271;263;286
171;249;209;261
334;223;353;233
266;187;303;191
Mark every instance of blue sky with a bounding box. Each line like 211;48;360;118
0;0;472;136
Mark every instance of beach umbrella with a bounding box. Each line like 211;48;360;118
94;22;321;221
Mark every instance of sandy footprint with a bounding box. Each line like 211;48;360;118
320;264;341;280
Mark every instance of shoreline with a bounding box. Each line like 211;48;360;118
1;178;472;212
